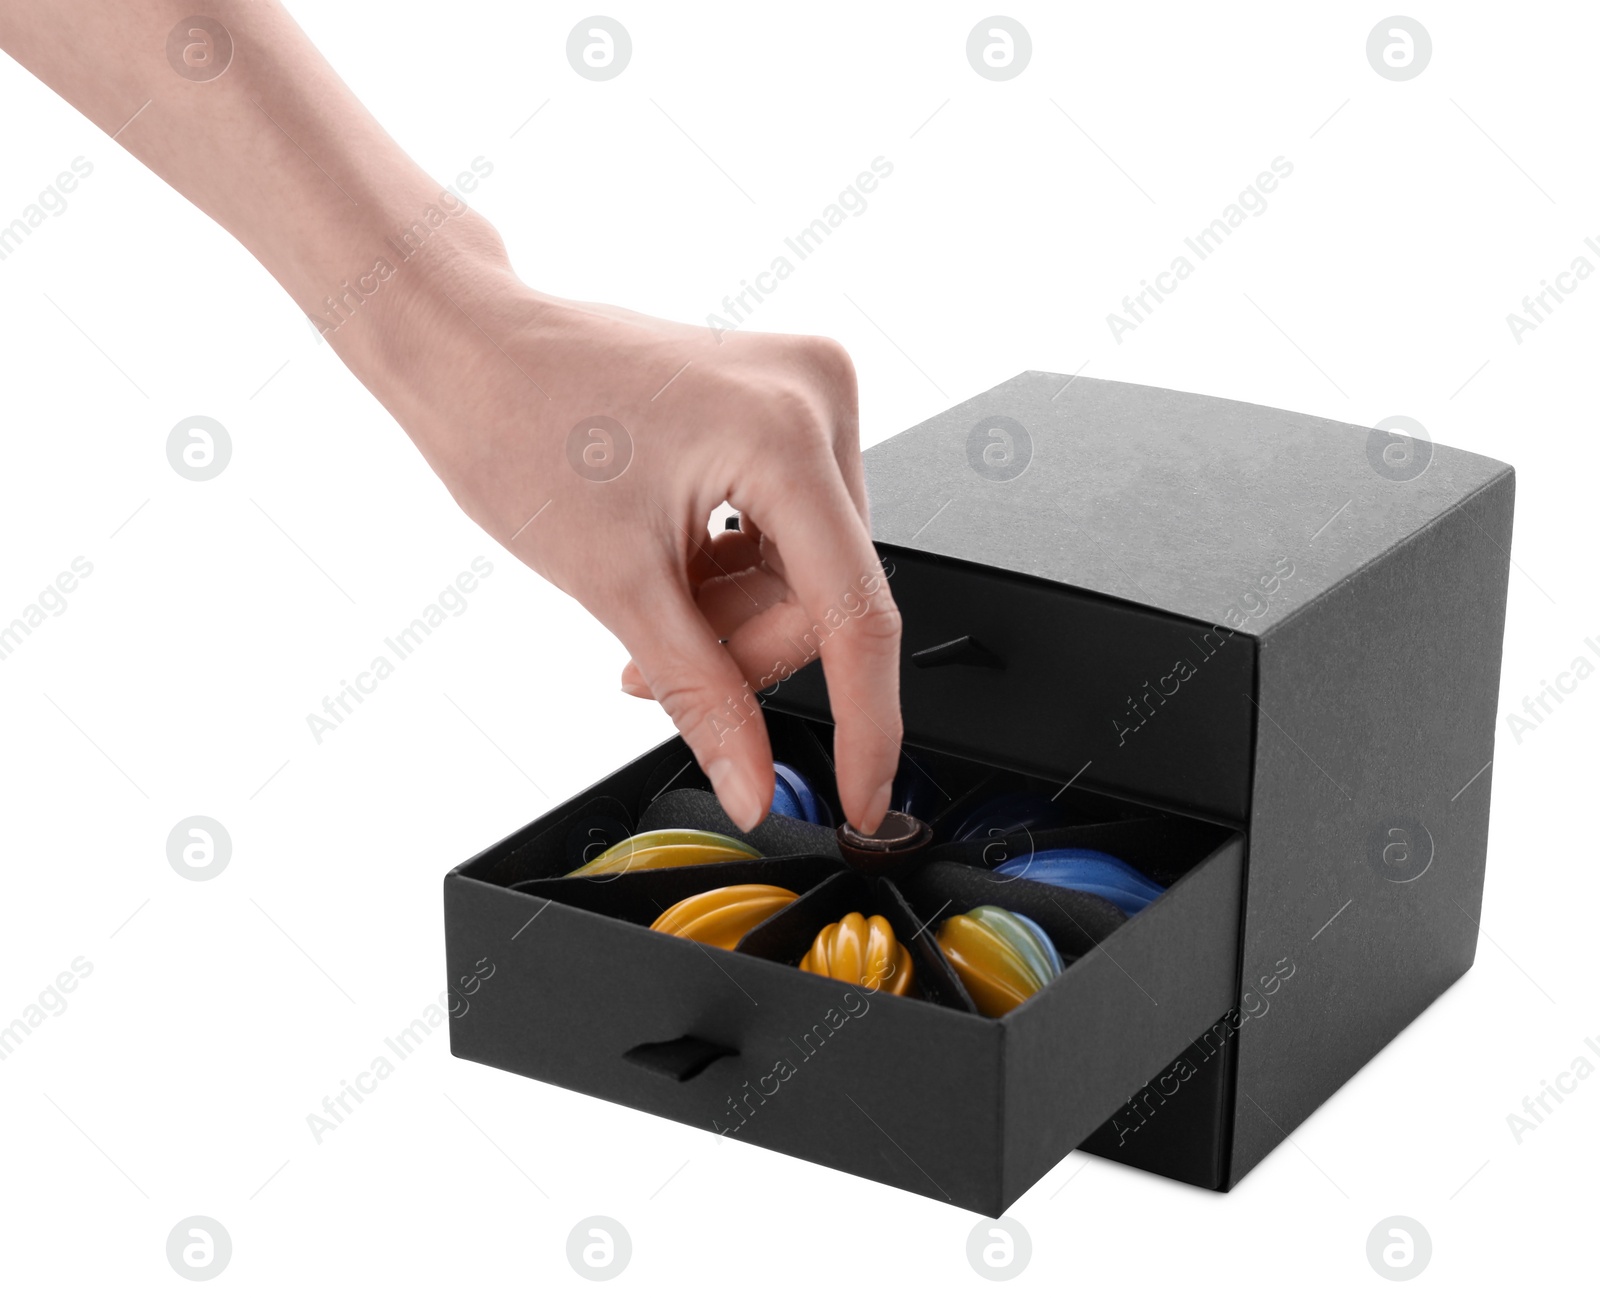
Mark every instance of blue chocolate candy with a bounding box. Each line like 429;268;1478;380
953;791;1072;841
889;762;942;822
994;848;1165;915
770;762;831;826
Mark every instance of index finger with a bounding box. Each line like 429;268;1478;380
743;452;902;833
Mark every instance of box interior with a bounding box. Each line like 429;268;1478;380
457;709;1236;1022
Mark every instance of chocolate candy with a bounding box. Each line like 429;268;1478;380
567;829;759;877
993;848;1163;915
650;884;799;949
936;905;1064;1017
799;912;916;996
835;811;934;875
771;762;832;826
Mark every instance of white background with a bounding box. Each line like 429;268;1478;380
1;1;1595;1291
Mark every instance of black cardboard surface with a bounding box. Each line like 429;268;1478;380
861;372;1509;633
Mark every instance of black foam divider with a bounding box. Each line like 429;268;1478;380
640;788;843;861
735;870;978;1013
481;794;639;887
509;855;842;928
931;817;1234;889
897;860;1126;961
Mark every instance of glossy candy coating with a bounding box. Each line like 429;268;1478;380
799;912;916;996
953;791;1072;841
889;763;943;822
567;829;759;877
650;885;800;950
936;904;1065;1017
993;848;1164;915
771;762;832;826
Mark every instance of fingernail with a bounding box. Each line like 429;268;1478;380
857;779;894;835
707;758;763;833
620;681;652;700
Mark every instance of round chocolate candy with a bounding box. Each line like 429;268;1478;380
835;811;934;875
993;848;1163;914
799;912;916;996
936;904;1064;1017
650;884;800;949
567;829;758;877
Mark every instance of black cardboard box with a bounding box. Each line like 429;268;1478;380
445;372;1514;1213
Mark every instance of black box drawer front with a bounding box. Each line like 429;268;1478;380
445;876;1007;1209
770;545;1257;823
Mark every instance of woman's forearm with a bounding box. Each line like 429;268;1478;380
4;3;467;293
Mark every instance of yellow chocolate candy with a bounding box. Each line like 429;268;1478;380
650;885;799;950
799;912;915;996
568;829;759;877
936;905;1063;1017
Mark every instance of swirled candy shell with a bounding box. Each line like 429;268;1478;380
952;791;1072;842
937;905;1065;1018
799;912;916;996
650;885;800;950
567;829;759;877
771;762;831;826
890;763;942;822
994;848;1164;915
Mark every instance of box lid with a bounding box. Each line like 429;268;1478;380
863;372;1512;634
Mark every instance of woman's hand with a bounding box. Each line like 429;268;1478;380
341;240;904;833
1;0;904;833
